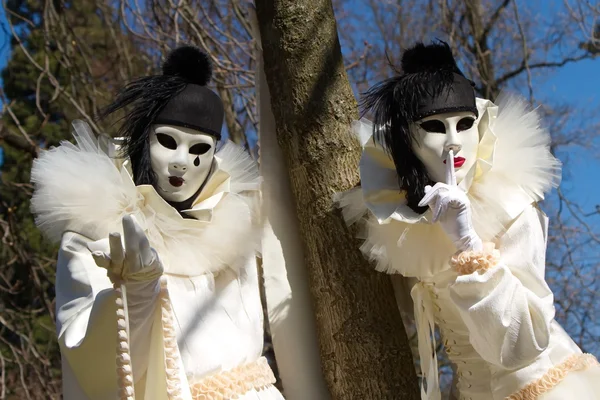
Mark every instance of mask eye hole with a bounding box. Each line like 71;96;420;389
457;117;475;131
189;143;212;155
419;120;446;133
156;133;177;150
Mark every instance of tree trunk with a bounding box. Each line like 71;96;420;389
254;1;420;398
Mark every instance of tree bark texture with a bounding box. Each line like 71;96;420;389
254;1;420;399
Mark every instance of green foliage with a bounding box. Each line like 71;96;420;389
0;1;145;397
0;5;65;396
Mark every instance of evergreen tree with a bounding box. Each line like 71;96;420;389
0;1;143;396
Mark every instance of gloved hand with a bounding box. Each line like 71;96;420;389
88;215;163;284
418;152;483;252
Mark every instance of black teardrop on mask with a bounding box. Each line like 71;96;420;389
194;156;200;167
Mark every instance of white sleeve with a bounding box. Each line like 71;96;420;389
448;205;556;370
56;231;160;397
255;22;330;399
260;200;331;399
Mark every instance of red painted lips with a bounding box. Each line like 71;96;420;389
169;176;184;187
443;156;466;168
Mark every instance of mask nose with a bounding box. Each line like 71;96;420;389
444;125;462;154
445;143;462;154
169;148;188;172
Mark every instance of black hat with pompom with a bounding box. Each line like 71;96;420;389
155;46;224;139
100;45;224;187
400;42;477;120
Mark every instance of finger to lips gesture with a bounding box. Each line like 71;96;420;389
445;150;457;187
418;151;482;252
418;150;468;222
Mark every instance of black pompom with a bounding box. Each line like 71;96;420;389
401;41;463;76
162;45;212;86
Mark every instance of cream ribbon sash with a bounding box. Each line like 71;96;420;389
411;282;441;400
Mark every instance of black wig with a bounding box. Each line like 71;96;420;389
99;46;221;187
360;41;477;214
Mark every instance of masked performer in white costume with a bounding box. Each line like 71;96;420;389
30;46;288;400
337;42;600;400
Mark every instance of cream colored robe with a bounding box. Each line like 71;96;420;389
31;123;293;399
339;95;600;400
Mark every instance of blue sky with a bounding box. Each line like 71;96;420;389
534;57;600;212
535;57;600;213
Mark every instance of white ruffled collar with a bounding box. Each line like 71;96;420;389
357;96;560;242
31;120;261;277
337;95;561;279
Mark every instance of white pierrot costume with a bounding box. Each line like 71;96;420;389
338;95;600;400
30;121;285;399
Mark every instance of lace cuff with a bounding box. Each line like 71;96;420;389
190;356;276;400
450;242;500;275
507;353;599;400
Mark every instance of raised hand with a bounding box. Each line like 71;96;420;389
89;215;163;283
418;151;483;252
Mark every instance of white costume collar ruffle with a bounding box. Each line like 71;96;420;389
359;95;560;233
31;120;261;277
338;94;561;278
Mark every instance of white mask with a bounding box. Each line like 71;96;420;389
411;111;479;184
149;124;216;203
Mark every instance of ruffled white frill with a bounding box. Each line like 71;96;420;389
31;120;261;277
337;94;562;278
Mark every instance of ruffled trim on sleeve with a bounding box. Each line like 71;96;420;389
450;242;500;276
507;353;599;400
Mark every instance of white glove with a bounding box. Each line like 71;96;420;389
418;152;483;252
88;215;163;284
